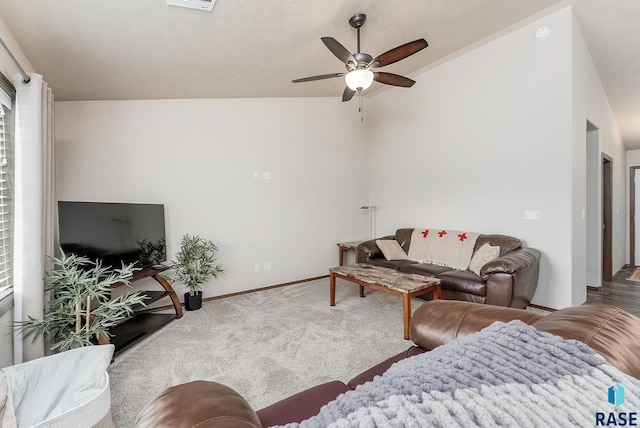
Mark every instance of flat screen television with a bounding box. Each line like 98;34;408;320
58;201;166;269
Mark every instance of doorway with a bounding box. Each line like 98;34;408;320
631;166;640;267
602;154;613;281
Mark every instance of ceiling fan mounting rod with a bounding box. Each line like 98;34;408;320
349;13;366;54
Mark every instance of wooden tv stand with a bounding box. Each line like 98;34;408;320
100;265;183;353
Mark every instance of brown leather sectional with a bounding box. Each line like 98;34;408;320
136;301;640;427
357;228;541;308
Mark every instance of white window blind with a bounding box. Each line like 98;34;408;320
0;94;13;296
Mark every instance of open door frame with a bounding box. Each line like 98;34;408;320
602;154;613;281
631;166;640;267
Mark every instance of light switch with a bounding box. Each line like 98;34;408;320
263;171;271;180
524;210;541;220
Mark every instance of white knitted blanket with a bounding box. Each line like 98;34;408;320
275;321;640;428
407;228;479;270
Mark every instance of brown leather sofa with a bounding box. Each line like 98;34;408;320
357;228;541;308
135;301;640;427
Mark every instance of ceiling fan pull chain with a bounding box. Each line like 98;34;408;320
359;92;364;122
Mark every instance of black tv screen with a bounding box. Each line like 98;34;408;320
58;201;166;269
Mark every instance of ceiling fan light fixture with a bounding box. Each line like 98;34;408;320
345;69;374;91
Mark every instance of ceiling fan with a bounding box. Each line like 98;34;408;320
292;13;428;102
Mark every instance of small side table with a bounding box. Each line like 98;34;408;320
337;240;364;266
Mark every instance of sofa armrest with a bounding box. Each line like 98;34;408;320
136;381;263;428
532;304;640;379
480;247;540;279
356;235;394;263
409;300;543;351
481;248;541;308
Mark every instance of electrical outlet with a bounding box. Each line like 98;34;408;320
524;210;541;220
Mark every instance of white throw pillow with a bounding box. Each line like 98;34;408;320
376;240;408;260
469;243;500;276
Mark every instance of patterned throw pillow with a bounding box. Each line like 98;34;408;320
376;240;409;260
469;243;500;276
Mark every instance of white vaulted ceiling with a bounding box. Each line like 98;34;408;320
1;1;639;147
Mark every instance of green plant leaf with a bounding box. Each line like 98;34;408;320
14;248;143;352
168;234;225;293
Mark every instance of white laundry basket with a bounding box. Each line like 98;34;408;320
31;372;111;428
2;345;114;428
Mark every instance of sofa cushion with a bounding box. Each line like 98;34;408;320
368;259;418;270
256;381;350;427
376;239;408;260
438;270;486;296
398;263;454;277
475;234;522;256
394;228;414;253
469;243;500;276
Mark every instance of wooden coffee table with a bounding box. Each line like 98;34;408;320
329;264;441;340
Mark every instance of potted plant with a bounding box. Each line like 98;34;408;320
169;234;224;311
16;250;148;352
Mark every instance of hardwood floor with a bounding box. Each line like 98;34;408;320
586;265;640;317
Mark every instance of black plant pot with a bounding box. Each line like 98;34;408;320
184;291;202;311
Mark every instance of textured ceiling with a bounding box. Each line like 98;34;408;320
0;1;639;147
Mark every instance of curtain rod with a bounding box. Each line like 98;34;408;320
0;37;30;84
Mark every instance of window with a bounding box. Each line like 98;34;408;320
0;73;15;299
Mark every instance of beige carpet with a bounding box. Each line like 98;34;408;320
107;278;414;427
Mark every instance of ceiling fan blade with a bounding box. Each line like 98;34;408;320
372;39;428;68
374;72;416;88
321;37;356;66
292;73;344;83
342;87;356;102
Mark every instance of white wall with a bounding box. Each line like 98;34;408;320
571;13;626;303
627;151;640;170
55;98;369;299
366;7;622;309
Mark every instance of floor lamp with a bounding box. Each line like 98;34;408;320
360;205;377;239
